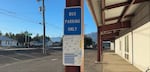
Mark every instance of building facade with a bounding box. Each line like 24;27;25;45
0;36;18;47
87;0;150;71
115;2;150;71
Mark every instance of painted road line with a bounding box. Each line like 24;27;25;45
16;53;36;58
0;55;20;61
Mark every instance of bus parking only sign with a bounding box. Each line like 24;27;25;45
64;7;81;35
63;7;83;66
63;35;82;66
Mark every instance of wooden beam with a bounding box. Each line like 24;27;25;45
105;2;129;10
65;0;82;72
100;21;131;31
97;27;102;62
102;37;115;41
101;32;119;41
105;14;134;21
105;0;149;10
66;0;80;7
87;0;99;26
102;32;119;38
118;0;135;23
65;66;80;72
101;0;105;25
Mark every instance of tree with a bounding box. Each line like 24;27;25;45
5;32;15;39
32;34;40;41
4;32;15;38
32;34;51;42
84;36;93;48
5;33;9;37
0;31;2;36
15;33;25;45
60;37;63;46
9;33;15;39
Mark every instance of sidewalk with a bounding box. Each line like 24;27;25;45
85;49;142;72
85;49;102;72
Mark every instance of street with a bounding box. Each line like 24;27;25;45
0;48;99;72
0;48;63;72
0;48;141;72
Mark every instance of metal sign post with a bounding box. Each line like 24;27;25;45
63;0;84;72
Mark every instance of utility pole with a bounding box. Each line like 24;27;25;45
25;31;28;48
42;0;46;54
37;0;46;54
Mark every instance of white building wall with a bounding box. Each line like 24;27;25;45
13;41;18;46
115;37;125;58
115;1;150;71
128;32;133;64
116;33;134;64
120;37;125;58
115;33;133;62
131;1;150;71
115;39;120;55
110;42;114;50
133;22;150;71
1;41;8;46
1;40;17;47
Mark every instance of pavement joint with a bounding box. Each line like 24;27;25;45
0;55;20;61
16;53;36;58
0;55;50;69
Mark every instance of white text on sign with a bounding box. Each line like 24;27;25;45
69;12;76;16
65;19;80;24
68;27;77;31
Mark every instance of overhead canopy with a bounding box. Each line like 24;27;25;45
86;0;149;41
86;0;149;26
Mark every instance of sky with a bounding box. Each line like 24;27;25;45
0;0;97;37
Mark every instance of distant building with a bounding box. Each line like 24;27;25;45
103;41;110;49
52;42;61;47
46;41;53;47
0;36;18;47
30;40;52;47
30;41;42;47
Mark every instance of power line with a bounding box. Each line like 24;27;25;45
0;11;40;25
47;23;62;29
0;11;62;31
0;7;62;29
0;8;41;25
0;8;16;15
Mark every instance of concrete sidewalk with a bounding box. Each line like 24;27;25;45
85;49;142;72
102;51;142;72
85;49;102;72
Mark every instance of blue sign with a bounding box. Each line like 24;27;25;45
64;7;81;35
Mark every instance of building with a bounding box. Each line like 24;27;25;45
0;36;18;47
52;42;61;47
103;41;110;49
87;0;150;71
114;2;150;71
30;40;52;47
30;41;43;47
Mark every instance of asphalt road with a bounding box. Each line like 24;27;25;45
0;48;63;72
0;49;47;64
0;48;100;72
